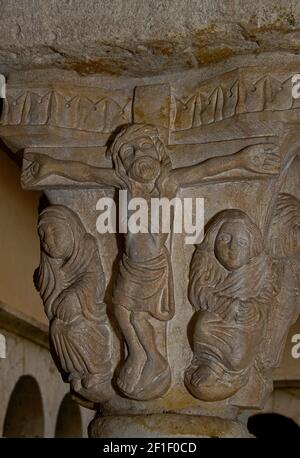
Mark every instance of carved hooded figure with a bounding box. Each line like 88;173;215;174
36;205;112;401
185;209;281;401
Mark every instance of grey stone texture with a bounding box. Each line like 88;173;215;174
1;1;300;76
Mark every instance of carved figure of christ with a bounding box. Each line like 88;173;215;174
22;123;280;400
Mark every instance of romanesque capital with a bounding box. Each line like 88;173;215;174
1;66;299;437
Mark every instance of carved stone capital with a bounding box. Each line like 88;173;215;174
1;66;299;437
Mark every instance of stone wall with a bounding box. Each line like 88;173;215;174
0;148;44;323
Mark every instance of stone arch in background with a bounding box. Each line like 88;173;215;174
247;384;300;437
248;412;300;438
271;386;300;426
55;393;82;438
3;375;44;437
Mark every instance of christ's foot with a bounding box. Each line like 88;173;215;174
129;353;171;400
190;365;212;387
116;356;144;396
139;353;168;387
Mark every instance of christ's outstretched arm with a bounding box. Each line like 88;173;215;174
168;143;280;190
21;152;121;188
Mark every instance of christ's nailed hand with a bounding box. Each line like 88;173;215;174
237;143;280;175
22;152;54;187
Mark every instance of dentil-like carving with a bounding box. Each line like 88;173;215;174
1;90;132;133
172;71;297;132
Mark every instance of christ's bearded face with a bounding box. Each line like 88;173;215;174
214;221;251;271
118;136;161;183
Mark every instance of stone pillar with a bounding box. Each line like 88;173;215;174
0;64;299;438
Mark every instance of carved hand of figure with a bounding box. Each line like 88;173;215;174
22;152;54;186
238;143;280;175
54;292;82;324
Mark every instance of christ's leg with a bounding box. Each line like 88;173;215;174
130;312;169;393
114;304;145;394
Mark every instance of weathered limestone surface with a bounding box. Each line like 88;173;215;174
0;1;300;438
1;1;300;77
89;413;252;438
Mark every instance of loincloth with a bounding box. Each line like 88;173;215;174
113;247;175;321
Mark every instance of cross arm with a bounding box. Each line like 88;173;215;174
168;143;280;189
21;150;120;189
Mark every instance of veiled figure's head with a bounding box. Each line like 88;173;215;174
37;205;106;317
205;209;263;271
38;218;72;259
215;220;254;271
189;209;265;311
38;205;84;261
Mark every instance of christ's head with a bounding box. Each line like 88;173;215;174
108;124;169;187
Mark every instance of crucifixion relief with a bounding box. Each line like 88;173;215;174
1;69;299;437
21;122;279;401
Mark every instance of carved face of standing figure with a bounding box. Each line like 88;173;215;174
215;221;252;271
